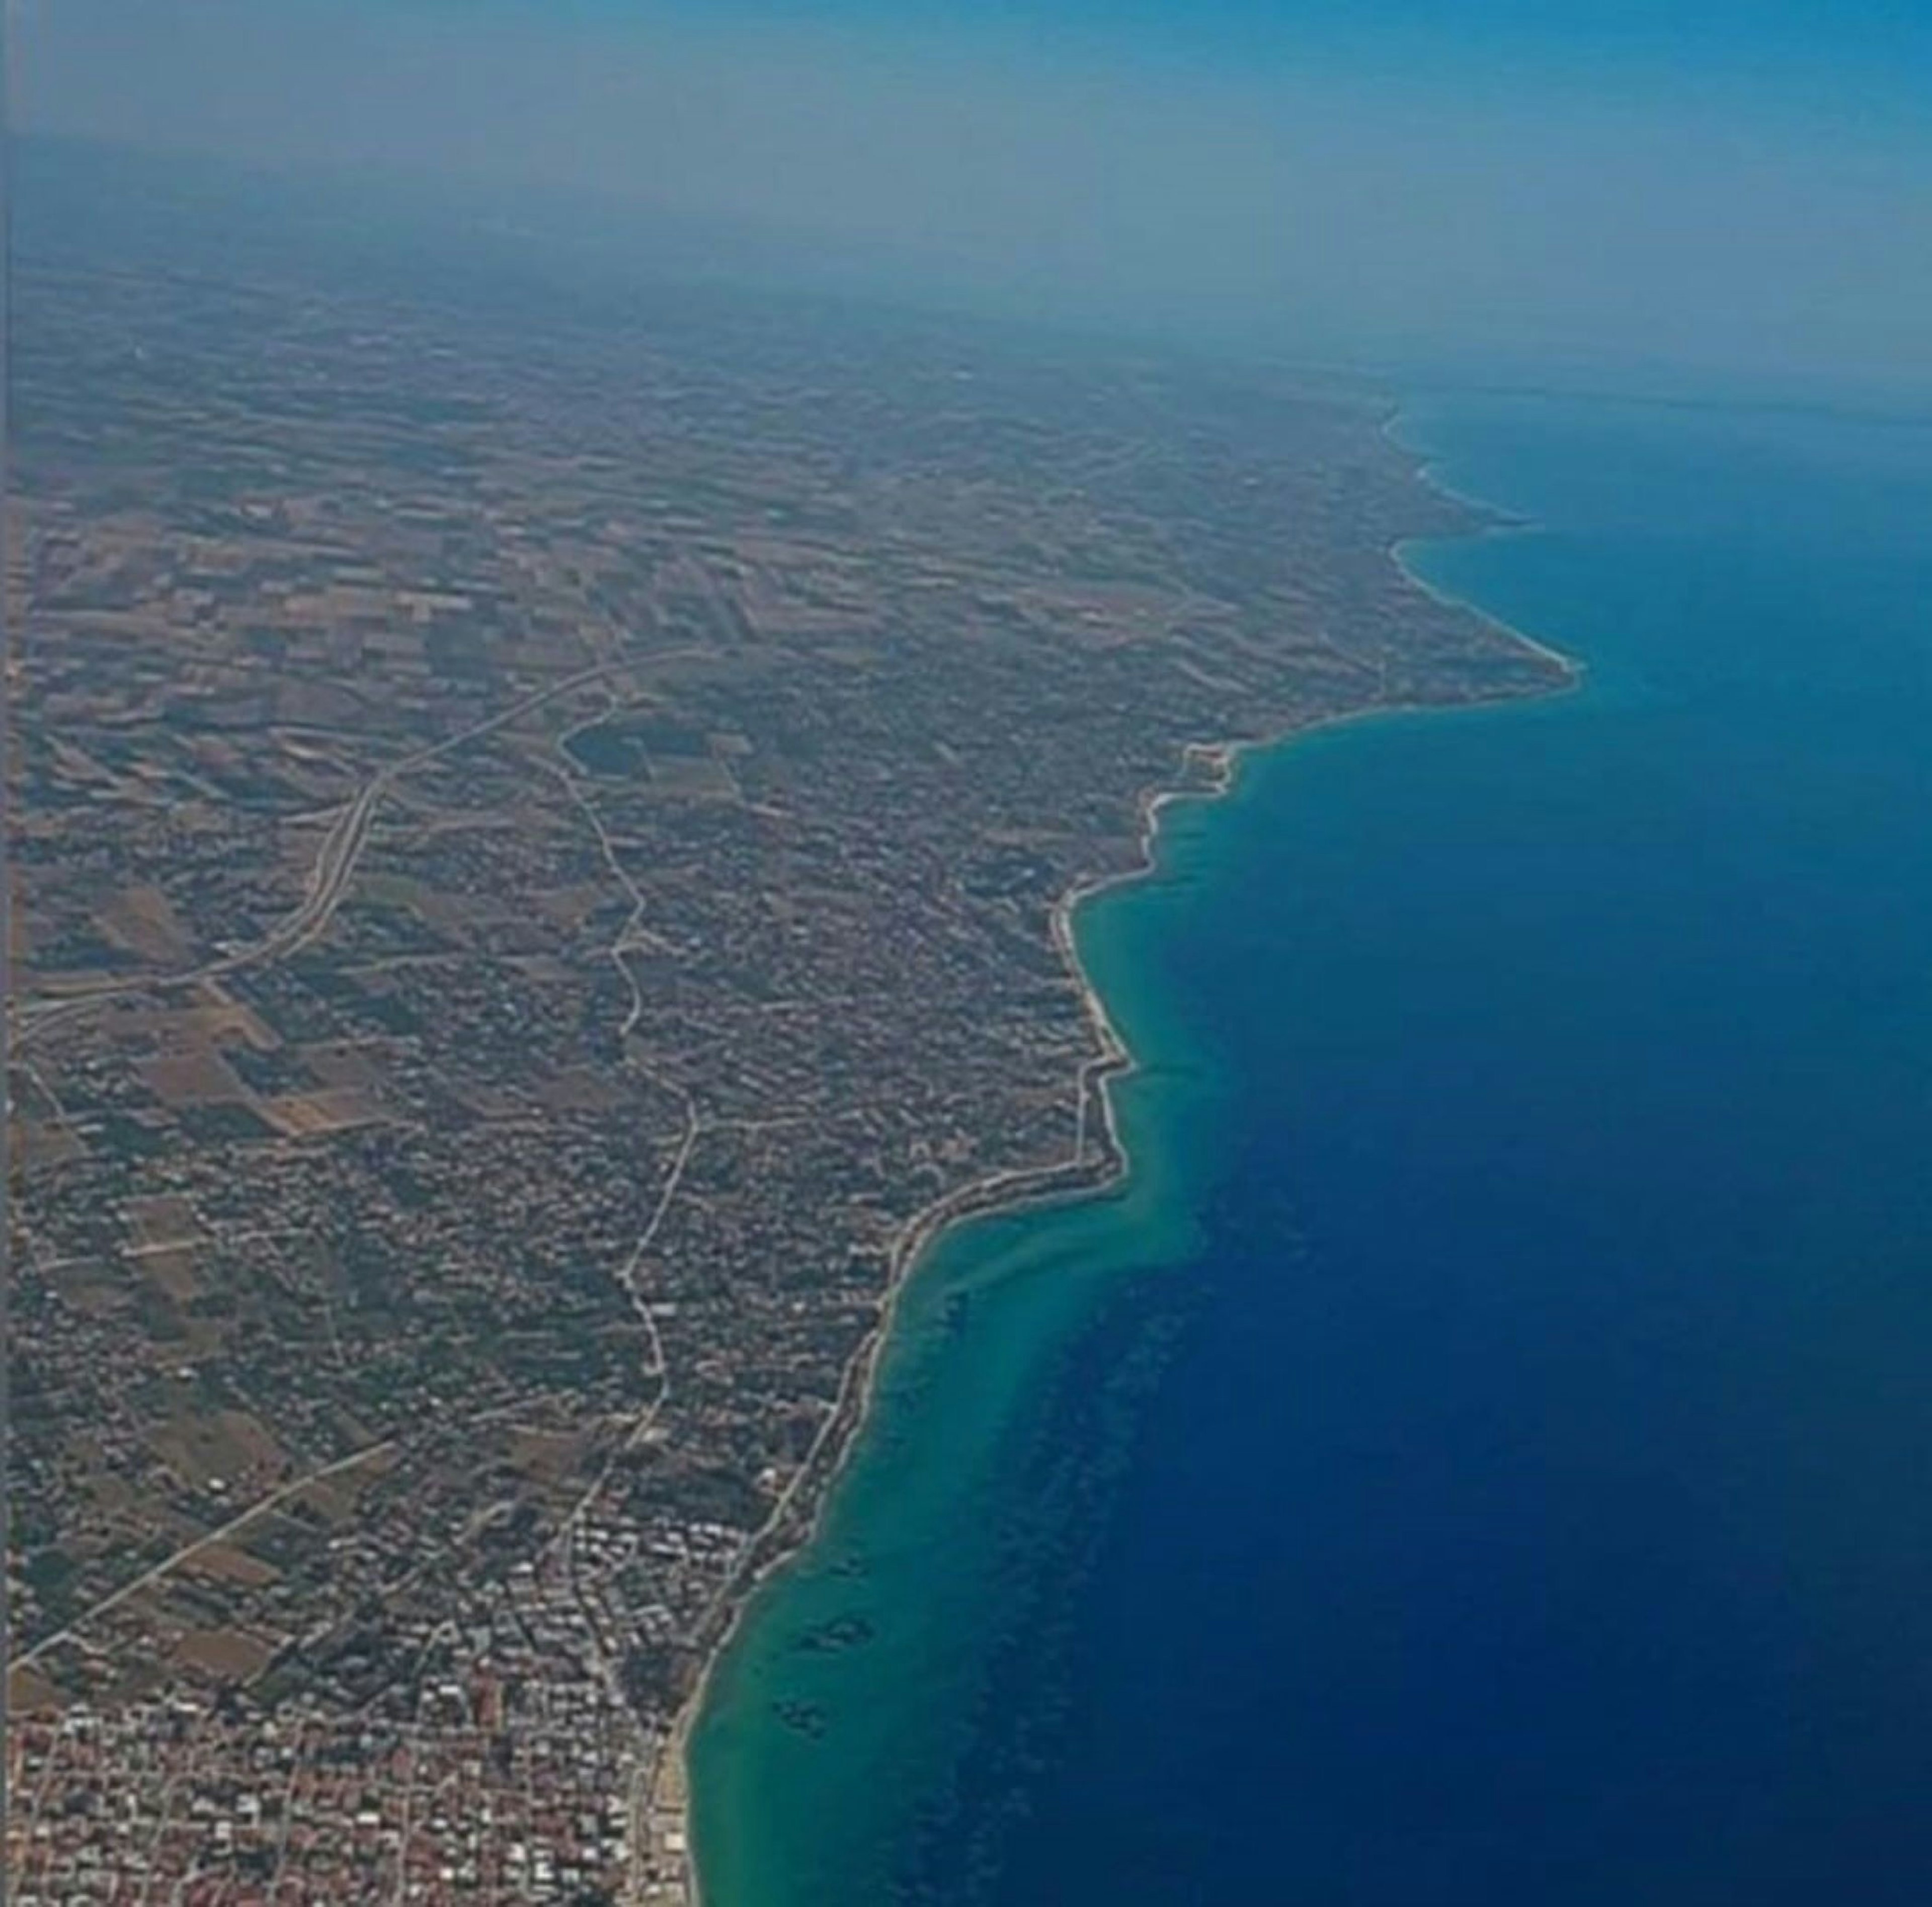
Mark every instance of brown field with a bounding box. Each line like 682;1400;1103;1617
82;1467;137;1516
257;1088;386;1137
507;1425;598;1488
532;882;610;930
508;955;579;985
273;679;374;728
151;1409;288;1493
175;1627;273;1681
93;883;195;966
141;1048;249;1107
297;1041;386;1089
18;1122;85;1170
536;1067;626;1113
138;1246;201;1304
8;1665;67;1713
184;1542;282;1589
125;1194;202;1249
50;1262;129;1320
415;889;519;936
188;993;282;1051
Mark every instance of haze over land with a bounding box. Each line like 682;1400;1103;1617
2;120;1554;1906
7;5;1930;1903
15;0;1932;398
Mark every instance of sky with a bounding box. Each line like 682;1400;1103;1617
11;0;1931;397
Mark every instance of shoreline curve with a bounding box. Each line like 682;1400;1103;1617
661;413;1582;1907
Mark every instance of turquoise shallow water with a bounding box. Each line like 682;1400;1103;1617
692;388;1932;1905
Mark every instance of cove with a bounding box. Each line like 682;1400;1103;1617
690;387;1932;1906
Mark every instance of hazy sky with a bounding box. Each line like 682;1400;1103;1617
13;0;1931;395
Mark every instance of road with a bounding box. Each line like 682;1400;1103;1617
16;661;626;1048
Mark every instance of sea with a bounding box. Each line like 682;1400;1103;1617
690;384;1932;1906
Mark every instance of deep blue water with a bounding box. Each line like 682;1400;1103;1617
911;392;1932;1904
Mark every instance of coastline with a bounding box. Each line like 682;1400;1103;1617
651;733;1218;1906
1382;403;1586;686
662;427;1582;1907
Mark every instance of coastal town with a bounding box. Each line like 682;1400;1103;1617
3;208;1564;1902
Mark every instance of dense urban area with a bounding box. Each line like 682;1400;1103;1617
4;198;1562;1903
